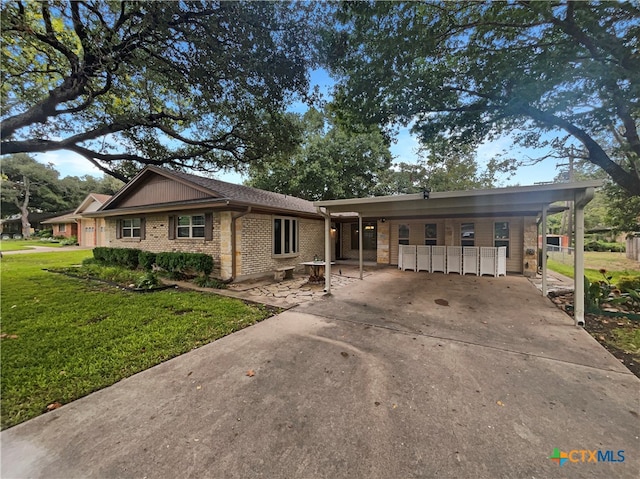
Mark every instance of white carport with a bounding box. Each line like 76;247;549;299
315;181;601;327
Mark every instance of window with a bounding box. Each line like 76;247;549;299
58;224;66;233
351;222;377;250
274;217;298;256
168;213;212;240
177;215;205;238
122;218;141;238
461;223;475;246
494;221;510;257
398;224;410;245
424;223;437;246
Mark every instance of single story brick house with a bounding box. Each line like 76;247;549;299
40;211;78;239
85;166;325;281
75;193;112;247
83;166;600;325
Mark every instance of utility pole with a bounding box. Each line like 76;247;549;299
556;147;576;253
567;147;574;252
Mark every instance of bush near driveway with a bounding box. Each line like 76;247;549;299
0;251;275;430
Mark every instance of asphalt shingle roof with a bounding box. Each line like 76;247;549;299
156;167;318;215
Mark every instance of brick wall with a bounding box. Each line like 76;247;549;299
106;213;223;278
238;213;324;280
377;219;390;264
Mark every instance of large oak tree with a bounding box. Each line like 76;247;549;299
330;1;640;196
247;108;392;201
1;1;320;181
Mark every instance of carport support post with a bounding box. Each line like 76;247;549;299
541;204;548;297
358;214;363;280
324;209;332;294
574;193;586;327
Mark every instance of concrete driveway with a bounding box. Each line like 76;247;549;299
2;268;639;478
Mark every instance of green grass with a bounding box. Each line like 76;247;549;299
0;239;64;252
547;252;640;287
611;328;640;355
1;251;274;430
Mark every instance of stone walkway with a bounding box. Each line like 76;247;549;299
527;269;575;293
231;273;358;306
168;265;375;309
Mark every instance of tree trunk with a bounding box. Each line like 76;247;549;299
19;204;31;239
16;175;31;239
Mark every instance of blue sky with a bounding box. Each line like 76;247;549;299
35;68;561;187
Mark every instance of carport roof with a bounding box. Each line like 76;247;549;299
314;181;602;217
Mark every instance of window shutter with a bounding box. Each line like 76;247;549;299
140;218;146;240
168;216;175;240
116;220;122;239
205;213;213;241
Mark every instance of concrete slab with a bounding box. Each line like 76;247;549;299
2;269;639;478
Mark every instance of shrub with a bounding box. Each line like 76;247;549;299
114;248;141;269
155;252;213;277
193;276;227;289
93;247;109;263
584;240;625;252
617;276;640;293
138;251;156;271
136;271;160;289
92;247;141;269
60;236;78;246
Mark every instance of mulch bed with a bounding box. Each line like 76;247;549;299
549;290;639;378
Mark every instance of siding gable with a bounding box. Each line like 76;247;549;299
110;173;213;209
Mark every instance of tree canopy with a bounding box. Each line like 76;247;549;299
246;109;392;201
330;1;640;196
1;154;123;237
1;0;321;181
375;146;505;195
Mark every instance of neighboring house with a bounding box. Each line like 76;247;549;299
75;193;112;247
0;212;63;237
85;166;325;281
41;211;78;239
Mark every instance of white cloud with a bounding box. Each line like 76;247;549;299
35;151;102;178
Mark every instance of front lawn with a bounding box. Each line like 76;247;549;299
547;251;640;286
0;239;65;252
1;251;275;430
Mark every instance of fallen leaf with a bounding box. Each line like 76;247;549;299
196;385;202;390
496;400;504;407
246;370;255;377
46;402;62;411
340;351;349;358
435;299;449;306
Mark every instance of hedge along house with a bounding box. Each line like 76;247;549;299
315;181;602;327
84;166;325;281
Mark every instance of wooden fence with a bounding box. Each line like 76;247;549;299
626;237;640;262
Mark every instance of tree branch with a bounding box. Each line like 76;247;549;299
520;104;640;195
